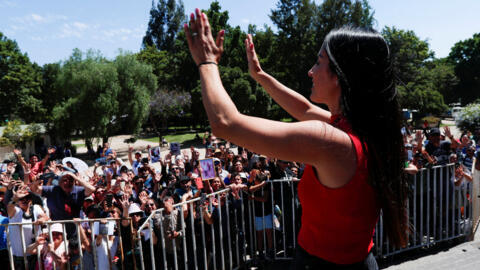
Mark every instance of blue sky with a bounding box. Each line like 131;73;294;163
0;0;478;65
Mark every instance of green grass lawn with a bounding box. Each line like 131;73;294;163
143;132;199;145
74;143;85;148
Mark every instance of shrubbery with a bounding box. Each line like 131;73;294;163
456;103;480;133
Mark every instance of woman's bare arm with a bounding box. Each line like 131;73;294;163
185;10;356;188
245;34;331;122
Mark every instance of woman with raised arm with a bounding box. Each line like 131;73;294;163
184;8;408;269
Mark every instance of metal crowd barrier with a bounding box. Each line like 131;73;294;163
375;163;474;257
136;178;300;270
2;164;475;269
1;217;130;270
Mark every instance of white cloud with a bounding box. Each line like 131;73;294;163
31;36;45;41
0;0;18;8
73;22;88;31
92;26;144;43
241;18;250;24
11;13;68;26
59;22;88;38
31;14;45;22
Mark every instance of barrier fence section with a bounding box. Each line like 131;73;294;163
375;163;473;258
135;178;300;270
1;217;131;270
1;163;475;269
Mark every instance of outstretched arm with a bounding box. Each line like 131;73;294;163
245;34;331;122
185;10;355;188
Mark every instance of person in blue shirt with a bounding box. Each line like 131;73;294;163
0;213;8;267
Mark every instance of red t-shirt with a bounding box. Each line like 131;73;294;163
297;115;380;264
30;161;44;179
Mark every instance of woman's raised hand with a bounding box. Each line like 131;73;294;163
184;8;225;66
245;34;263;81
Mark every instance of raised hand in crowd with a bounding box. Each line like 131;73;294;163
34;212;50;226
138;191;149;208
119;194;132;227
414;130;424;152
443;126;459;148
47;147;56;155
182;149;190;162
24;163;32;175
164;152;172;165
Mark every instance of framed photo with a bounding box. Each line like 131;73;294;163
150;146;161;163
170;142;181;156
199;158;215;180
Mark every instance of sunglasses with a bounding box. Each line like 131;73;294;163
62;178;74;183
20;197;30;202
130;213;142;217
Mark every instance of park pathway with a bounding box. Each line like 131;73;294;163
382;225;480;269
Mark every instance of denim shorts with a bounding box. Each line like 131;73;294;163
254;214;273;231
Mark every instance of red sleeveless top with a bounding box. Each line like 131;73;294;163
297;115;380;264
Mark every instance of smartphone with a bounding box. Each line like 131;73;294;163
0;163;7;173
99;223;108;235
106;194;113;207
199;192;207;205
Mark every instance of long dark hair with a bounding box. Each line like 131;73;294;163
323;27;409;247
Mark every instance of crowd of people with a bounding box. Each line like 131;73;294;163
404;125;478;186
0;10;477;269
0;124;475;269
0;132;302;269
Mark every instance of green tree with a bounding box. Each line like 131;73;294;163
39;63;64;121
142;0;185;52
448;33;480;104
0;32;44;123
136;45;172;86
53;50;120;143
426;59;459;104
114;52;157;135
269;0;375;102
382;26;433;85
382;26;450;114
149;89;191;131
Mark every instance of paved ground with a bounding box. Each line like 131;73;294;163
381;226;480;270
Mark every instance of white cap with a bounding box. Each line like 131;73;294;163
50;223;64;233
128;203;143;215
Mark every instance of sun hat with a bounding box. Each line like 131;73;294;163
50;223;64;233
128;203;143;215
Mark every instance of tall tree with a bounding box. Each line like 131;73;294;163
39;63;63;121
270;0;317;97
53;50;120;143
382;27;449;114
0;32;44;123
448;33;480;104
268;0;374;116
382;26;433;85
114;52;157;135
142;0;185;52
